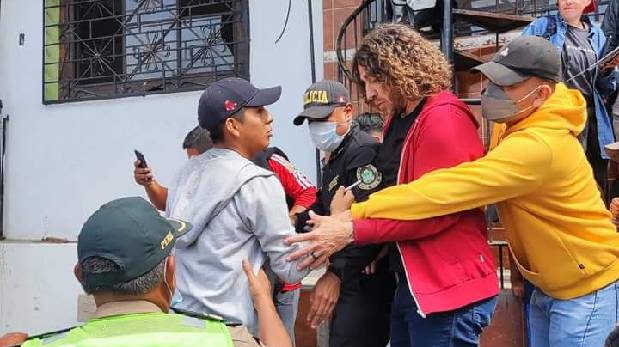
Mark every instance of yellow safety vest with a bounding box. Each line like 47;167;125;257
22;312;233;347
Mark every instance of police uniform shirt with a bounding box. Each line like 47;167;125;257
319;127;383;211
313;127;384;283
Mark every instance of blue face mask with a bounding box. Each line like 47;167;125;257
308;121;347;152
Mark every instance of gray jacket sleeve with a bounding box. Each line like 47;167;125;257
234;175;310;283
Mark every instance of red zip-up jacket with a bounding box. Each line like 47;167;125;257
352;91;499;316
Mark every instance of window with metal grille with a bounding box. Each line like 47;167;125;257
43;0;249;103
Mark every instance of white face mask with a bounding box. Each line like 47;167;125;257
308;121;347;152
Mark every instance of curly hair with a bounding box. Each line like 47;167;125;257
352;23;452;100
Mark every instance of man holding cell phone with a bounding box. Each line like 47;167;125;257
292;80;394;347
133;126;212;210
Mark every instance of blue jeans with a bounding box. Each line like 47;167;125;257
524;280;535;347
390;281;497;347
274;288;300;347
529;280;619;347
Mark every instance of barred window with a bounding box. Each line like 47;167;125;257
43;0;249;103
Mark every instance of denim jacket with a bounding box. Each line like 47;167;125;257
523;14;616;158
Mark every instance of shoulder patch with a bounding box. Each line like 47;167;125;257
328;175;339;192
356;165;382;190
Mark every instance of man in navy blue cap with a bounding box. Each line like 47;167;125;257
164;77;310;337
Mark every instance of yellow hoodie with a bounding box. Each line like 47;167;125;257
352;83;619;299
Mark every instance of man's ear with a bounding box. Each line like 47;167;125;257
533;84;553;108
166;255;176;293
74;263;83;283
344;103;354;120
224;117;242;139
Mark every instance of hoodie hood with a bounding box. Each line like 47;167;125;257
506;83;587;137
166;148;273;249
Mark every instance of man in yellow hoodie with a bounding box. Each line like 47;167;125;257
286;36;619;347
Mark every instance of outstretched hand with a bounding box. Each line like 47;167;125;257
285;211;354;270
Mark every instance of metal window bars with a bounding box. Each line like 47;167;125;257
42;0;249;103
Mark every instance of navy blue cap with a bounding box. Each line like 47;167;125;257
198;77;282;132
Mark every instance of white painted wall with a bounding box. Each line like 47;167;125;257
0;243;81;334
0;0;323;335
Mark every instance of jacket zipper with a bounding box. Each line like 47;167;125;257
394;112;426;318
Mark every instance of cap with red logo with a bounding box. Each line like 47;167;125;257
198;77;282;132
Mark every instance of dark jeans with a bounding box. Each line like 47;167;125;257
329;267;396;347
390;281;498;347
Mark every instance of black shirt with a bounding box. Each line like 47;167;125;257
374;99;426;273
562;24;597;99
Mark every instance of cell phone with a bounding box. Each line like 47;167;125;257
134;149;147;168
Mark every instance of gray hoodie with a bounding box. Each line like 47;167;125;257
166;148;309;333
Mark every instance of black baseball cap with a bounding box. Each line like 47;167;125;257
198;77;282;132
293;80;350;126
77;197;191;287
473;36;561;86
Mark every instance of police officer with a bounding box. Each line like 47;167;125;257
293;80;395;347
21;197;292;347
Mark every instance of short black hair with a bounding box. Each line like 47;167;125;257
353;112;384;134
182;126;213;154
209;108;246;144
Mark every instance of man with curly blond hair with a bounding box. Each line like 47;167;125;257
288;35;619;347
287;23;499;346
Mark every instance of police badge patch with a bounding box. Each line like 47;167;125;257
328;175;339;192
356;165;382;190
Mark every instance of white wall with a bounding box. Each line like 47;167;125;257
0;243;81;334
0;0;323;335
251;0;324;179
